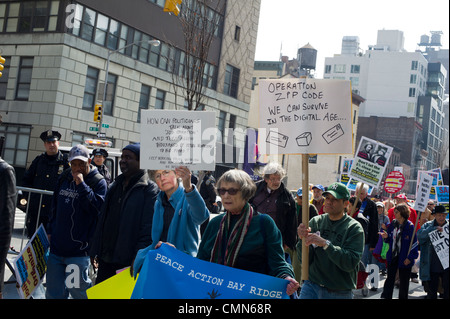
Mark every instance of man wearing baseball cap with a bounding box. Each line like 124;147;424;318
297;182;365;299
46;144;107;299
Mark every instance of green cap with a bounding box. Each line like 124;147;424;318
323;182;350;200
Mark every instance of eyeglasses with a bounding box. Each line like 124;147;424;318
217;188;239;196
155;170;173;180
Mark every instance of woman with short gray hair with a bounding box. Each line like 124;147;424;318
197;169;299;297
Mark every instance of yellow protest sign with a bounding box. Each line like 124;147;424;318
87;267;137;299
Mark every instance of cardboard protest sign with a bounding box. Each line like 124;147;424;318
348;137;393;188
13;225;49;299
414;171;434;212
140;110;216;170
87;267;137;299
435;185;449;204
384;171;406;194
131;244;289;299
428;224;449;270
258;79;353;155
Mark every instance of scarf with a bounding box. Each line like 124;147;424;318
210;203;254;267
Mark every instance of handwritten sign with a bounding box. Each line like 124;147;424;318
348;136;393;188
13;225;49;299
140;110;216;170
258;79;353;155
131;244;289;299
428;223;449;270
414;171;434;212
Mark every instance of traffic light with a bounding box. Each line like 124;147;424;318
94;104;102;123
164;0;182;16
0;55;5;78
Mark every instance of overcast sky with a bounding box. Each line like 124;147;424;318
255;0;449;76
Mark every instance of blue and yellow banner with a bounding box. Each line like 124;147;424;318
131;244;289;299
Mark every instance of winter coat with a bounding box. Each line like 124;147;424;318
90;171;159;265
48;167;107;257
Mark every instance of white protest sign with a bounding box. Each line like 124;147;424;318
348;136;393;188
428;223;449;270
258;79;353;155
140;110;216;170
414;171;434;212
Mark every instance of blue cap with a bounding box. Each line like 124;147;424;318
297;188;302;197
312;184;325;192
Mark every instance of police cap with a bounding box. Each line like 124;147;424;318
40;130;61;142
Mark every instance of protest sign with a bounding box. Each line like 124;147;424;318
428;224;449;270
258;79;353;155
414;171;434;212
131;244;289;299
87;267;137;299
140;110;216;170
435;185;449;204
13;225;49;299
348;137;393;188
384;171;406;194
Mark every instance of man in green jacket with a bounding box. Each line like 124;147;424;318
297;182;364;299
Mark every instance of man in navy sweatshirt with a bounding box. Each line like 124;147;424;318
46;144;107;299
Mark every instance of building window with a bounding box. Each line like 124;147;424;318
81;7;96;41
334;64;346;73
83;66;99;110
350;77;359;87
324;65;331;74
411;61;418;71
103;73;117;116
0;1;60;33
0;124;31;168
0;56;10;100
409;87;416;97
224;64;240;98
15;57;34;101
234;25;241;42
138;84;151;123
350;65;360;74
217;110;226;142
155;89;165;109
410;74;417;84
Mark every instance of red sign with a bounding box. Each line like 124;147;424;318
384;171;405;194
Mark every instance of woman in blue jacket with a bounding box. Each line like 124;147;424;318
379;203;419;299
133;166;209;276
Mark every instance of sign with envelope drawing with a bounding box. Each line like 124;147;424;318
259;79;353;155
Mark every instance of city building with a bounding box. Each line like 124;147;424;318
324;30;448;194
0;0;261;181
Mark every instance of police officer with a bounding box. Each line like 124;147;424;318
92;148;112;185
22;130;69;237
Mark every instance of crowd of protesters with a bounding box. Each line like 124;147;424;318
1;129;448;300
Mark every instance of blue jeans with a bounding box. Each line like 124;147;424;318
45;253;92;299
300;280;353;299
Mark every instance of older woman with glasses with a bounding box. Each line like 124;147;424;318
197;169;299;297
132;166;209;277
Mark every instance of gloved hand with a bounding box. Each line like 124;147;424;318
131;245;153;279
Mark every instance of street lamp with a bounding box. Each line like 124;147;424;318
98;39;161;135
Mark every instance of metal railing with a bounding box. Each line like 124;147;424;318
16;186;53;251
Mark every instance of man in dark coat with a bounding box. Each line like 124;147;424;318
90;143;159;284
22;130;69;237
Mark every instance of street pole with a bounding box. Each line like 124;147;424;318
97;39;161;137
